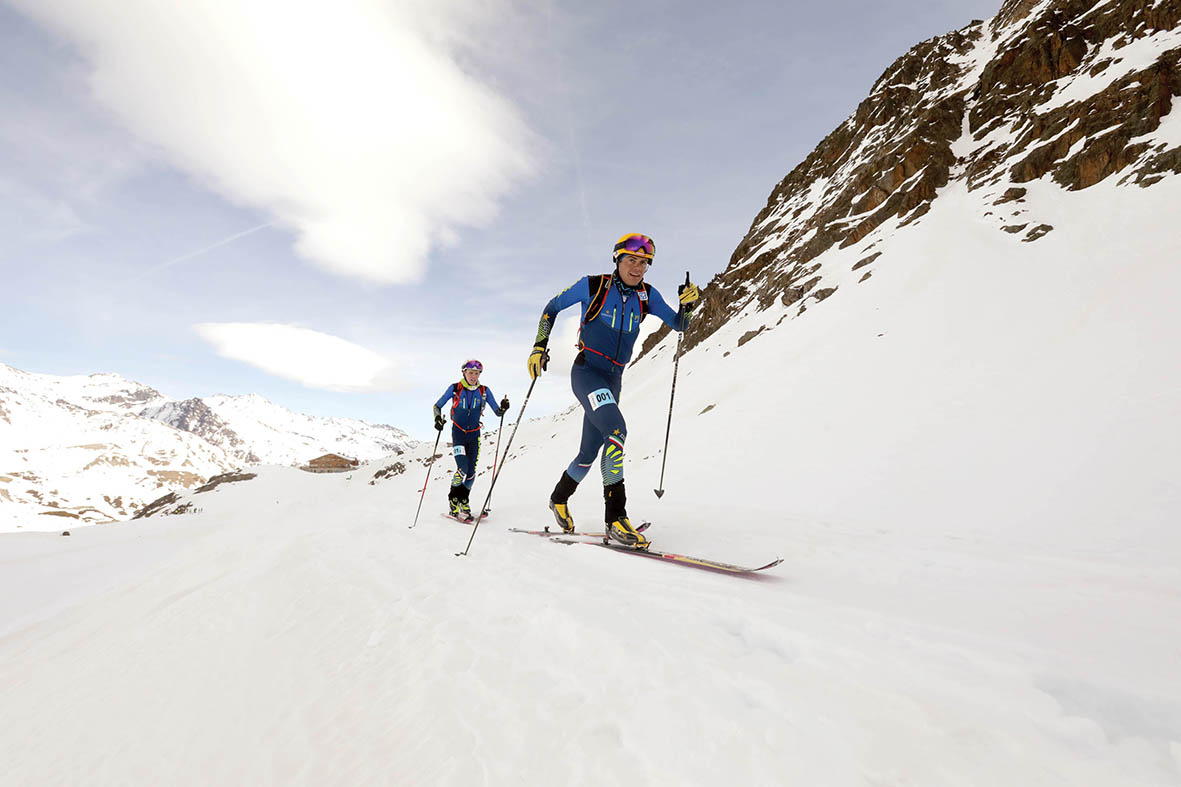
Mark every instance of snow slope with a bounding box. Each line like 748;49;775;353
2;167;1179;783
0;364;236;526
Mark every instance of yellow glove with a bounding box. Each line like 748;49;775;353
527;344;549;380
678;281;700;309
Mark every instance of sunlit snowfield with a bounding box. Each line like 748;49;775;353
3;171;1180;784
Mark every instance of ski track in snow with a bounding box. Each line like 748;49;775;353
2;449;1180;785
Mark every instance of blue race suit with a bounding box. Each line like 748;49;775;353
434;382;505;491
534;272;690;487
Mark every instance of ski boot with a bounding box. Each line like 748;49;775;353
548;501;576;534
606;517;650;550
456;487;475;522
447;497;464;519
603;481;647;549
548;472;579;534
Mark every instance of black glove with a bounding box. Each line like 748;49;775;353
433;414;445;431
499;397;510;414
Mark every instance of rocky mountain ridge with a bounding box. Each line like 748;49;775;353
640;0;1181;357
139;398;262;465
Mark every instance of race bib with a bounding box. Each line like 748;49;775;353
588;388;616;411
452;445;466;456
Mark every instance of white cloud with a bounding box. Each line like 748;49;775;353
12;0;540;284
194;322;401;392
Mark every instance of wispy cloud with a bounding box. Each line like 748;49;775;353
194;322;400;392
11;0;541;284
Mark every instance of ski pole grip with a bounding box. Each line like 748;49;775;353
679;270;689;295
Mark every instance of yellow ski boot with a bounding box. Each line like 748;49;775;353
606;517;650;550
548;500;576;534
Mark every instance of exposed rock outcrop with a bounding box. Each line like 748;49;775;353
636;0;1181;360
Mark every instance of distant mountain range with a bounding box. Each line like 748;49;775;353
0;363;416;529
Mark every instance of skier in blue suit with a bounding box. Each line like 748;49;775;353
433;359;509;521
527;233;700;548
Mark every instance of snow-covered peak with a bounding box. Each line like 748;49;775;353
0;370;236;527
0;362;170;415
198;393;415;466
2;365;417;530
139;398;261;466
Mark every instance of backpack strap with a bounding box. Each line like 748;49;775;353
576;273;613;355
586;274;649;322
451;382;463;416
583;273;613;325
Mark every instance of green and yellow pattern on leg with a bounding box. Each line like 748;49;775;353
601;434;625;483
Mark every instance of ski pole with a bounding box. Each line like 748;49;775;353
654;271;692;499
482;410;506;517
457;376;537;556
409;429;444;529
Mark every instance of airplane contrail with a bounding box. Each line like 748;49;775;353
545;0;593;253
125;221;276;284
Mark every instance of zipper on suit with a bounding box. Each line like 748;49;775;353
615;293;628;361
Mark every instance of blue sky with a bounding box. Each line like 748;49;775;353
1;0;999;438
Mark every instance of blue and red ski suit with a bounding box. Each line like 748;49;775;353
434;382;505;492
535;272;690;488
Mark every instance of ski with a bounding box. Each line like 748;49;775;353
508;521;651;539
441;512;474;525
549;538;782;575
